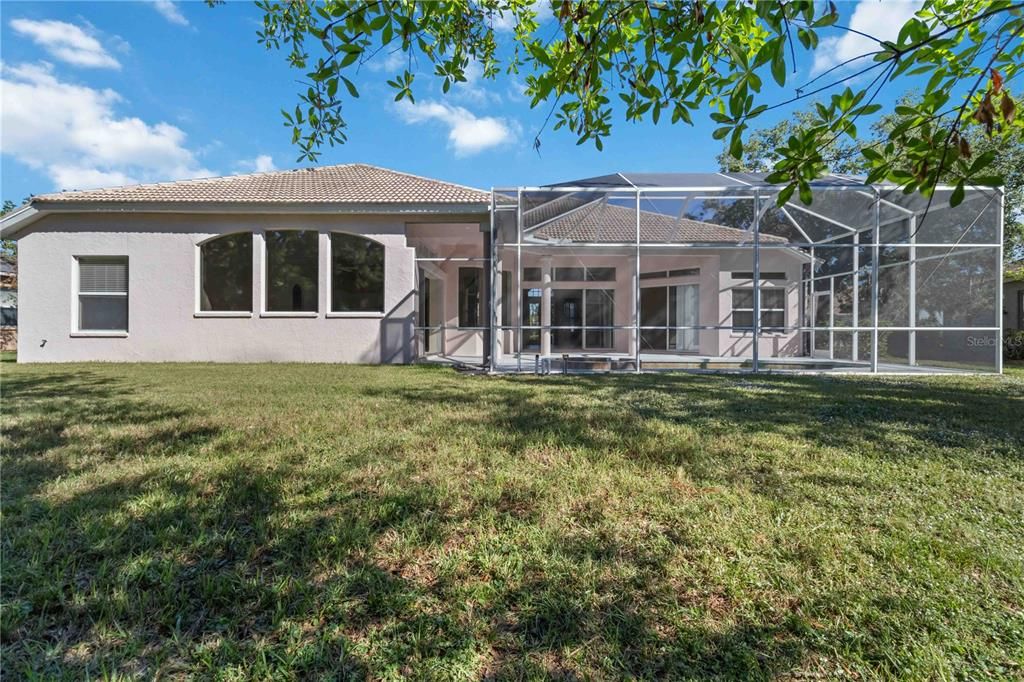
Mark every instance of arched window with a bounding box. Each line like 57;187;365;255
266;230;318;312
331;233;384;313
200;233;252;312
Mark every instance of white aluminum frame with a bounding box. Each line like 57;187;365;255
473;183;1004;374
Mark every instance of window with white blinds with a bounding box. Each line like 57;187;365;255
77;257;128;332
732;287;785;331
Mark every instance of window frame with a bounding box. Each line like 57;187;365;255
194;232;254;318
1018;290;1023;330
501;269;511;328
732;286;787;333
1015;286;1024;329
731;271;787;281
72;255;129;336
261;229;320;317
326;232;386;318
552;266;617;282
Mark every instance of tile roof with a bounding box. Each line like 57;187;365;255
33;163;490;205
530;199;787;243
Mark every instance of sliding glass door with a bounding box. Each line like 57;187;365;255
584;289;614;349
641;283;699;352
544;288;616;351
551;289;582;348
671;283;700;352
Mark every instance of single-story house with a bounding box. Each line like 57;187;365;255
0;164;1003;372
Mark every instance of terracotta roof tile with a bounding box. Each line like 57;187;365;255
34;163;489;205
531;199;786;243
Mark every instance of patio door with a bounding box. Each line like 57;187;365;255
812;292;831;358
584;289;614;349
521;288;541;351
548;289;615;351
551;289;583;349
418;270;444;354
641;283;699;352
671;284;699;352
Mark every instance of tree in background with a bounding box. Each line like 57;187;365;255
716;110;861;175
252;0;1022;208
1;200;17;263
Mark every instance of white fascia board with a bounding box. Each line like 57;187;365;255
1;200;489;239
0;204;41;239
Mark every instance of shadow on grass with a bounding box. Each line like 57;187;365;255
362;371;1024;470
1;366;1021;678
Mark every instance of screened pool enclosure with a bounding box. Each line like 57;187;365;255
411;173;1004;374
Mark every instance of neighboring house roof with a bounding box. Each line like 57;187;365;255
529;199;788;244
31;163;490;205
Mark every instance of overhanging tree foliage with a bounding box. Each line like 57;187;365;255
718;95;1024;259
251;0;1022;208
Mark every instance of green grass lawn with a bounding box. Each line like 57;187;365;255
2;363;1023;680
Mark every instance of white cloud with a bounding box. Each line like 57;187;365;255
366;50;406;73
451;60;502;105
9;18;121;69
396;100;518;156
237;154;277;173
506;76;530;103
152;0;190;27
812;1;922;74
0;62;212;190
49;166;136;190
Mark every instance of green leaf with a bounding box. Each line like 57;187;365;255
340;51;360;68
969;175;1003;187
798;180;813;205
771;51;786;87
950;181;965;207
776;183;796;206
968;150;997;175
341;76;359;98
861;147;884;162
729;130;743;159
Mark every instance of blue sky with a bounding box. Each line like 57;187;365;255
1;1;926;202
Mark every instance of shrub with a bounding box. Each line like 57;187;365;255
1005;330;1024;361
